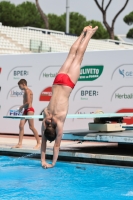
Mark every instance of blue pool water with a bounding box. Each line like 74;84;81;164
0;156;133;200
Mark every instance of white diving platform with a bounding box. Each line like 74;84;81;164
3;112;133;119
3;113;133;144
62;130;133;144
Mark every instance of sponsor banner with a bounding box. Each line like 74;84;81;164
10;90;24;97
116;108;133;124
39;65;60;80
73;86;102;101
8;87;24;99
111;64;133;80
7;66;32;81
0;68;2;74
78;65;104;81
7;86;31;99
7;105;22;116
39;87;52;101
9;109;23;116
0;51;133;134
111;86;133;101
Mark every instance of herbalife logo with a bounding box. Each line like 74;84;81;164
119;69;133;78
43;73;57;78
115;93;133;99
79;65;104;81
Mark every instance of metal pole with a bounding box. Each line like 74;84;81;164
66;0;70;34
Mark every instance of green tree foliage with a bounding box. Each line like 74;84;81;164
48;14;65;32
48;12;87;35
0;1;44;28
0;1;16;26
66;12;87;36
17;2;44;28
0;1;109;39
126;28;133;38
123;11;133;38
48;13;109;39
124;11;133;25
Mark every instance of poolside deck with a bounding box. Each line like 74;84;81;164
1;132;133;167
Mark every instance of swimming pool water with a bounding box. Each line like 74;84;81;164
0;156;133;200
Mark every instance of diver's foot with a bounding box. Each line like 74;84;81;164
83;25;98;37
82;25;98;38
11;144;22;149
33;143;41;150
83;25;92;32
86;26;98;37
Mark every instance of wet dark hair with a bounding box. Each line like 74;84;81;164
44;122;57;142
18;79;27;85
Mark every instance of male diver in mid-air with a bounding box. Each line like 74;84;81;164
41;25;98;168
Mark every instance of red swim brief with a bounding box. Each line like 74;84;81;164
53;73;75;89
23;107;35;115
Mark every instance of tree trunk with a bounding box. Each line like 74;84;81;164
103;15;114;39
104;22;114;39
35;0;49;29
109;29;115;40
94;0;129;40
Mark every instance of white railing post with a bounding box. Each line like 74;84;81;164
66;0;70;34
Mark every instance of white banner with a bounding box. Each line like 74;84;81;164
0;50;133;135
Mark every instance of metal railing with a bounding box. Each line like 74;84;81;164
22;26;65;35
30;40;51;53
105;39;133;46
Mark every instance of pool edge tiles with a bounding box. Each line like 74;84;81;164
1;147;133;167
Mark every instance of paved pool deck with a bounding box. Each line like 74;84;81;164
1;134;133;167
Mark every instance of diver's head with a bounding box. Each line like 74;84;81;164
44;120;57;142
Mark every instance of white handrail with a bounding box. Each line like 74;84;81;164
21;26;65;35
104;39;133;46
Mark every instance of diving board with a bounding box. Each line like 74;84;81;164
62;129;133;143
3;112;133;120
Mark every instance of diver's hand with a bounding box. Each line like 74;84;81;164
19;106;23;112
